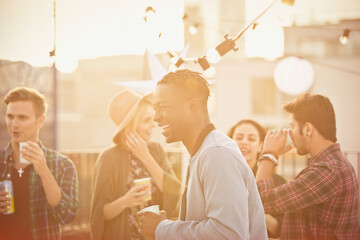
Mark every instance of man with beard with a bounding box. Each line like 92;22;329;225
256;93;359;239
137;69;267;240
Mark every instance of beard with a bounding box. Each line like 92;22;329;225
294;139;308;156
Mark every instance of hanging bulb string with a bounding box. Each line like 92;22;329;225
184;13;360;41
232;0;279;42
175;0;296;75
177;0;281;68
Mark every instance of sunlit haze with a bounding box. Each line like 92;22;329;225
0;0;184;72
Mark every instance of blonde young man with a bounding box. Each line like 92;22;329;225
0;87;78;240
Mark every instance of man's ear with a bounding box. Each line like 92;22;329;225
189;98;201;112
303;122;314;137
37;115;46;129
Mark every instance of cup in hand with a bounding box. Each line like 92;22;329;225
285;128;293;146
138;205;160;214
19;142;31;165
133;177;152;201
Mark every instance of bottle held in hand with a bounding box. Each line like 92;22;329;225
0;175;15;214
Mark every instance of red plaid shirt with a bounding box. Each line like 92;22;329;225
257;143;359;240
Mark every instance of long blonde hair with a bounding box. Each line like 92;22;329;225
114;98;153;149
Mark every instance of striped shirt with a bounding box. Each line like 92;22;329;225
257;143;359;239
0;142;78;240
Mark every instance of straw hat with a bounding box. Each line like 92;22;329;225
108;89;152;143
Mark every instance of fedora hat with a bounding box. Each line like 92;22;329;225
108;89;152;143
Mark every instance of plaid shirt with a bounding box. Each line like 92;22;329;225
257;143;359;240
0;142;78;240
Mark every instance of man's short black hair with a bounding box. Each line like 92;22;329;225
157;69;210;103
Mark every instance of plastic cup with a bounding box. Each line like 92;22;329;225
133;177;152;201
138;205;160;214
285;128;294;146
19;142;31;165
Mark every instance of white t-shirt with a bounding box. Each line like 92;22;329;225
156;130;267;240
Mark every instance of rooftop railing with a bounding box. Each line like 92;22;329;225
60;148;360;239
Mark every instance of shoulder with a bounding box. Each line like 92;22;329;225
42;148;77;178
43;147;71;163
195;131;252;174
297;158;340;185
200;130;243;163
203;130;240;152
200;146;243;168
198;146;248;175
95;145;127;166
99;145;125;158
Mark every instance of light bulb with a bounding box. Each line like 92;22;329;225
144;6;156;23
56;56;78;73
189;26;198;35
204;66;216;78
339;28;350;45
169;64;178;72
206;48;221;64
274;57;314;95
170;56;178;64
339;36;348;45
281;0;295;6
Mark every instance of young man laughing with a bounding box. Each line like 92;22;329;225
137;69;267;240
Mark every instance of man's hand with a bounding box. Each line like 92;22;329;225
262;129;293;157
0;191;11;214
20;142;62;207
137;210;167;240
20;141;49;176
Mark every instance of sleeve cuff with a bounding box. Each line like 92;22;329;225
47;191;77;224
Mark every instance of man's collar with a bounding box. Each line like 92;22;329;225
308;142;340;165
5;142;12;160
191;123;215;157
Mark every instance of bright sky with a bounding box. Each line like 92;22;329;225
1;0;359;72
244;0;360;60
0;0;184;72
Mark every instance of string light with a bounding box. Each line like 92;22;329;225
197;56;216;78
169;58;184;72
252;23;258;30
189;24;199;35
206;35;237;64
179;0;296;76
203;0;295;68
144;6;156;23
168;51;185;71
167;51;176;59
174;58;184;67
178;0;360;77
339;28;350;45
281;0;295;5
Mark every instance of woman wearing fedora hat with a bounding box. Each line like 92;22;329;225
90;89;181;240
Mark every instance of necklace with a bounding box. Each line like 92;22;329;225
18;168;24;177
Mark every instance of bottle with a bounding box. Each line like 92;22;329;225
0;174;15;214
